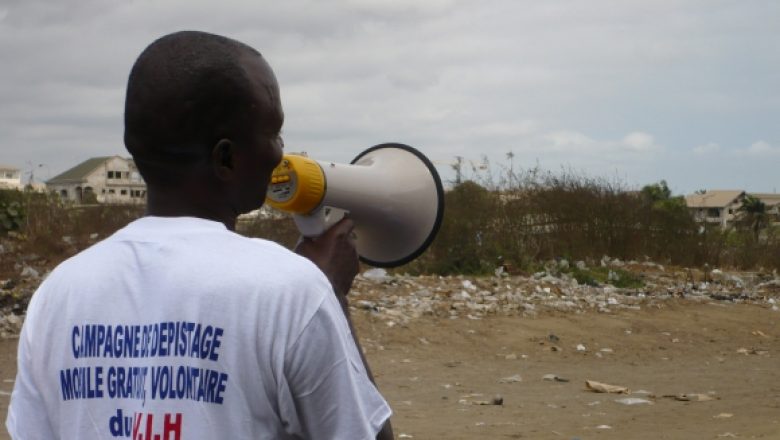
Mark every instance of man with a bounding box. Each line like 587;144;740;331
7;31;394;439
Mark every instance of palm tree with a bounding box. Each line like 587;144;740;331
737;195;767;241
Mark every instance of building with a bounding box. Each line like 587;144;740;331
46;156;146;204
749;193;780;216
0;164;22;190
685;190;746;228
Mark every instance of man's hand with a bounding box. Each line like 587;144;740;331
294;217;359;297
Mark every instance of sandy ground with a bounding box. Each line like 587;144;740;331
1;301;779;439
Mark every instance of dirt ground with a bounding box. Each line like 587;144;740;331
1;301;779;439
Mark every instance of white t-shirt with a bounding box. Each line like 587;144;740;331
6;216;391;439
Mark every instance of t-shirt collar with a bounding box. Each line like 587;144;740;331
122;216;229;236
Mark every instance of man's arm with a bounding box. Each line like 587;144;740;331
6;301;57;438
335;293;395;440
295;217;394;440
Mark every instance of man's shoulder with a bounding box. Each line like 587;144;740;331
232;236;323;277
49;216;323;286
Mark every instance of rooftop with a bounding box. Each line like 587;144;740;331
750;193;780;206
46;156;114;184
685;190;745;208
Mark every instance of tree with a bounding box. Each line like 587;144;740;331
430;181;500;274
737;195;768;241
640;180;672;203
640;180;688;212
638;180;698;264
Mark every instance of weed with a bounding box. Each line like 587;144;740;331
4;165;780;277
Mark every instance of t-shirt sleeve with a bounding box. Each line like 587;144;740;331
5;304;57;439
278;293;391;439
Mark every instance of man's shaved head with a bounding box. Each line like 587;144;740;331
124;30;267;185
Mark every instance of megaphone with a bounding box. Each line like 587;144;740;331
265;143;444;268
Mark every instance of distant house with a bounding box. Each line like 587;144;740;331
685;190;746;228
46;156;146;204
0;164;23;190
749;193;780;216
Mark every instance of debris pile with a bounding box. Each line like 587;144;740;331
0;237;44;338
1;253;779;339
349;260;780;328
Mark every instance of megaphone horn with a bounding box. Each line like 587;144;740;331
265;143;444;268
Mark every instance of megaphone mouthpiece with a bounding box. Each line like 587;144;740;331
266;143;444;268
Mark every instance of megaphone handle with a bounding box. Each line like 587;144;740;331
293;207;347;238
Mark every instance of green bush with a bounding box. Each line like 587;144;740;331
570;267;599;286
563;266;644;288
0;189;28;234
392;173;780;274
4;171;780;276
3;190;144;258
424;180;502;275
0;200;23;233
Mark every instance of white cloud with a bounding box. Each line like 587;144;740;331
693;142;720;155
385;70;440;91
621;132;658;152
543;130;596;151
467;120;540;138
538;130;660;155
345;0;455;17
0;0;777;195
739;140;780;156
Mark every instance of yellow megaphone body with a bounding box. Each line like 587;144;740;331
265;143;444;268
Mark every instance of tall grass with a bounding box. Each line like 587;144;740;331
3;171;779;279
409;166;780;275
0;189;144;278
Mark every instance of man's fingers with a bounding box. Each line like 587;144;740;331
335;215;355;231
325;216;355;239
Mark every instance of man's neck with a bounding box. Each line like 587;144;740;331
145;185;237;231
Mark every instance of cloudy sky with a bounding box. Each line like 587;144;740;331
0;0;778;194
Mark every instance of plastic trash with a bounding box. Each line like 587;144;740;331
585;380;629;394
665;393;715;402
543;374;569;382
498;374;522;383
614;397;653;405
362;268;389;281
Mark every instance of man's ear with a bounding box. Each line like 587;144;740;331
211;139;234;180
